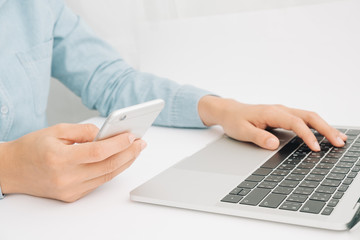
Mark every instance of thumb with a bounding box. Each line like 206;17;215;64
240;123;280;150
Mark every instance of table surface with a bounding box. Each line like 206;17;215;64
1;117;360;240
3;0;360;239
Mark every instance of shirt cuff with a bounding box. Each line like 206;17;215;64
170;85;213;128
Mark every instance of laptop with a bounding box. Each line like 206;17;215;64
130;127;360;230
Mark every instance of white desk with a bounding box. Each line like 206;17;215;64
1;117;360;239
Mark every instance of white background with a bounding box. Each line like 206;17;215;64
48;0;360;127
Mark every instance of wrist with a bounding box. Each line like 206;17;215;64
198;95;235;127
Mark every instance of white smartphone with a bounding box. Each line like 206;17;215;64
94;99;165;141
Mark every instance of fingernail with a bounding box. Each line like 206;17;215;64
128;134;136;143
140;141;147;150
336;136;345;146
266;138;278;149
340;132;347;140
313;141;321;151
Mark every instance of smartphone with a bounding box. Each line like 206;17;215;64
94;99;165;141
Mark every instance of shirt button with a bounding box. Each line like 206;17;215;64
1;106;8;115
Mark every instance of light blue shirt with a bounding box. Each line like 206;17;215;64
0;0;211;141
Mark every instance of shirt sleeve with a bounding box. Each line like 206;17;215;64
48;0;212;128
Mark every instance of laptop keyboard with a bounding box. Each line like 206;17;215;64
221;128;360;216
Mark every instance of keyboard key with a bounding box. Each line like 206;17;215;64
238;181;258;189
338;184;349;192
321;207;334;216
283;158;301;165
326;173;346;181
321;158;338;164
299;181;319;188
298;148;311;155
305;174;324;182
316;163;334;169
322;179;341;187
272;169;290;176
326;152;343;159
340;157;358;163
343;178;353;185
288;153;306;161
331;148;346;154
336;162;354;168
333;191;344;199
258;181;277;189
346;129;360;135
259;194;286;208
345;152;360;158
221;194;243;203
352;166;360;172
316;186;336;194
294;187;314;195
253;168;272;176
286;174;305;181
287;194;307;203
238;189;251;196
310;193;331;202
265;175;284;182
311;168;329;175
349;146;360;152
229;188;242;195
292;168;310;175
303;158;320;164
273;186;293;195
310;152;325;158
332;167;350;174
348;172;358;178
277;164;296;171
327;199;339;207
280;201;302;211
300;200;326;214
240;188;271;206
280;180;299;188
298;162;315;169
245;175;265;182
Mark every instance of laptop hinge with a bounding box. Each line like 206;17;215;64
347;197;360;230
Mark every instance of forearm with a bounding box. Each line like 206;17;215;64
97;71;211;128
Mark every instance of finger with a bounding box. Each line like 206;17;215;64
50;123;99;143
68;132;138;163
238;122;280;150
287;109;347;147
82;156;137;190
263;110;321;151
83;139;145;180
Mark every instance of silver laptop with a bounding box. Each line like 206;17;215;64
130;127;360;230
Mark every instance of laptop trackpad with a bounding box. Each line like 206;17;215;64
174;131;295;177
